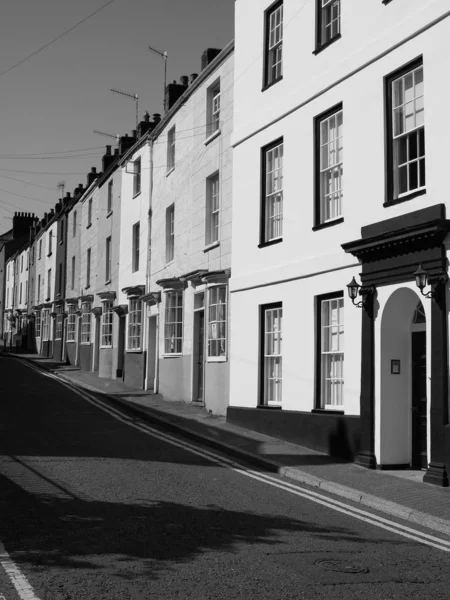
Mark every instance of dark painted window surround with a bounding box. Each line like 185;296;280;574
384;56;425;208
313;102;344;231
314;290;344;413
258;301;283;409
259;137;283;248
313;0;341;56
262;0;283;92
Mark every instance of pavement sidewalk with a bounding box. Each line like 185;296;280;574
8;352;450;536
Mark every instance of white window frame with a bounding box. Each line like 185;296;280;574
88;198;92;226
319;0;340;48
263;141;283;243
37;274;41;304
101;300;113;348
164;291;183;355
41;309;51;342
105;236;112;282
132;223;140;273
319;107;343;223
266;2;283;86
319;295;344;410
206;174;220;246
81;302;92;344
71;256;76;290
207;285;227;361
127;298;142;351
107;180;113;213
133;157;141;196
47;268;51;300
48;231;53;255
166;205;174;263
262;305;282;407
35;310;41;338
73;210;77;237
207;82;221;138
391;65;425;199
66;305;76;342
86;248;91;288
167;126;176;172
55;305;63;340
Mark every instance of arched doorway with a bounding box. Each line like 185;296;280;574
379;287;427;468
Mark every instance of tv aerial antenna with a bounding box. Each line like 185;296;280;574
148;44;168;109
93;130;120;143
110;88;139;130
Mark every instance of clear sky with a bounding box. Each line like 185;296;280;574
0;0;234;228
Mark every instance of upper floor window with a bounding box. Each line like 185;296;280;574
71;256;76;290
166;204;175;263
60;219;64;243
127;298;142;350
316;0;341;52
206;173;220;246
48;231;53;256
207;82;221;137
264;1;283;88
386;60;425;204
39;239;42;259
132;223;140;272
86;247;91;288
107;180;113;213
47;268;52;300
73;210;77;237
261;139;283;245
318;293;344;410
105;236;112;281
20;255;23;272
133;158;141;196
87;198;92;227
315;104;343;226
167;126;176;172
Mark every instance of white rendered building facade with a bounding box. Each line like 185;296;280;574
229;0;450;486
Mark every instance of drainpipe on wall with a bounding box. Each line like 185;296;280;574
144;137;153;391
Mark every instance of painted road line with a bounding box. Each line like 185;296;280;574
0;543;41;600
19;361;450;554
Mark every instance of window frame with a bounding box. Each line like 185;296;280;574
66;305;76;342
80;301;92;344
263;0;283;90
207;285;227;361
384;57;425;206
205;172;220;247
132;223;140;273
35;310;41;338
73;210;77;237
101;300;113;348
206;81;221;139
55;305;63;340
127;298;142;351
41;309;51;342
164;291;183;355
71;256;76;291
87;198;92;227
315;291;344;412
259;138;283;247
167;126;176;173
86;248;91;288
47;268;51;301
107;180;113;213
315;0;341;54
166;204;175;263
314;102;344;229
259;302;283;408
133;157;141;197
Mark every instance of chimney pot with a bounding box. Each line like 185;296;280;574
190;73;198;84
180;75;189;86
153;113;161;123
105;145;111;155
144;111;150;122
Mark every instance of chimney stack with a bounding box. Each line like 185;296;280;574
87;167;98;187
137;111;157;138
102;145;115;173
190;73;198;84
118;133;137;156
164;79;188;113
201;48;222;71
12;212;37;240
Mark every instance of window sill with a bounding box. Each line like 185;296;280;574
313;34;342;56
258;237;283;249
106;211;113;219
132;191;141;199
204;129;221;146
207;356;227;363
312;217;344;231
47;252;52;257
257;404;282;410
105;279;111;285
162;353;182;358
45;297;50;302
66;340;75;343
86;223;92;229
126;349;142;354
166;167;175;178
311;408;345;415
383;188;426;207
80;342;92;346
100;345;113;349
203;241;220;253
85;285;90;290
261;76;283;92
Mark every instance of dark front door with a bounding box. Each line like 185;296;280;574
411;331;427;469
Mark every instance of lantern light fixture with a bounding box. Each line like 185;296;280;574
413;264;448;300
346;276;374;308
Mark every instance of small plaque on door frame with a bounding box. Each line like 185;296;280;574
391;359;401;375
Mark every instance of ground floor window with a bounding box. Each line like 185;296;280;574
42;309;51;341
81;302;92;344
101;300;113;347
127;298;142;350
55;305;63;340
164;291;183;354
261;303;283;406
207;285;227;359
66;305;76;342
318;293;344;409
35;311;41;337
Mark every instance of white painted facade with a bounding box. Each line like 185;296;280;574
230;0;450;469
148;45;234;415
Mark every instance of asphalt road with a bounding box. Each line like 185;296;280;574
0;356;449;600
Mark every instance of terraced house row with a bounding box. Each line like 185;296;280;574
2;1;450;487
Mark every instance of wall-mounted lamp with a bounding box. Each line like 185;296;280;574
346;276;374;308
414;264;448;300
